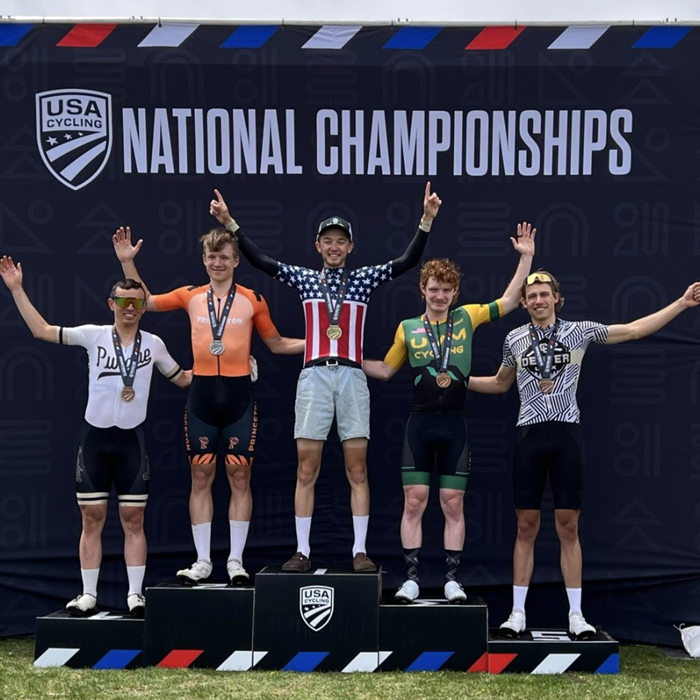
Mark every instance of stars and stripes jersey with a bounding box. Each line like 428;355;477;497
151;284;278;377
59;325;181;429
384;301;504;412
502;319;609;426
277;263;392;364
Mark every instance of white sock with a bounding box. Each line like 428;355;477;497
228;520;250;563
81;568;100;598
192;522;212;562
566;587;582;615
126;565;146;596
295;516;312;557
513;585;529;613
352;515;369;557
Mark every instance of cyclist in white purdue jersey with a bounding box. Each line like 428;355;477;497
0;256;191;618
469;270;700;640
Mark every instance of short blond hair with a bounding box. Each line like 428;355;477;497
200;228;240;256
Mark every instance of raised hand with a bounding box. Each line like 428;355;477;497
683;282;700;307
210;189;233;225
0;255;23;291
510;221;536;257
112;226;143;263
423;181;442;220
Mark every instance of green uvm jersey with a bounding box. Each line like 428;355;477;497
384;300;503;412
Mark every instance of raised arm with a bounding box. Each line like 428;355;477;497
500;222;536;314
391;181;442;278
605;282;700;345
262;334;305;355
112;227;158;311
0;256;59;342
210;189;280;277
468;364;517;394
362;359;399;381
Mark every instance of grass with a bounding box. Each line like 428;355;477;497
1;639;699;700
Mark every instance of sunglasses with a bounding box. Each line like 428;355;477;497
112;296;146;310
525;273;553;286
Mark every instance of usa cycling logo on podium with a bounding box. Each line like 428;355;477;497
36;89;113;191
300;586;334;631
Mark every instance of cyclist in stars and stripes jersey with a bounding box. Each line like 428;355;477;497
210;184;440;574
363;223;536;604
469;270;700;639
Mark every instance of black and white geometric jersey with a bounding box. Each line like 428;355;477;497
502;319;609;426
60;325;180;429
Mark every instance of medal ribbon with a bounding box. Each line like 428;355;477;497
528;319;560;379
207;285;237;342
422;311;454;374
112;327;142;388
318;270;349;326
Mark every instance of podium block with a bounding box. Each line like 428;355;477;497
34;611;144;669
379;596;488;671
252;566;381;671
142;584;255;669
488;629;619;674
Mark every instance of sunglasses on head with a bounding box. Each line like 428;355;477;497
525;273;553;286
112;296;146;310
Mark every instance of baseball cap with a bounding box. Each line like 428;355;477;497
317;216;353;241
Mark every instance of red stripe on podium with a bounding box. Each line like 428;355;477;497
57;24;117;47
467;652;488;672
466;26;526;50
157;649;204;668
488;652;518;673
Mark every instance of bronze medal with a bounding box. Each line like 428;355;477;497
327;324;342;340
436;372;452;388
121;386;135;402
539;378;554;394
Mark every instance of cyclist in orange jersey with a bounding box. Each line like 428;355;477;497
113;225;303;586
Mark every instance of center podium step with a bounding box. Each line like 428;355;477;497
252;565;381;671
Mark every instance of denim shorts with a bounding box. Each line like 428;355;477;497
294;365;370;441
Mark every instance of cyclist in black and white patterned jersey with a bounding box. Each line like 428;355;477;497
503;319;609;426
469;270;700;640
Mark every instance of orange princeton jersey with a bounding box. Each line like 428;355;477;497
152;284;279;377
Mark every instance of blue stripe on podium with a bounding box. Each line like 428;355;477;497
596;653;620;674
283;652;330;672
92;649;141;669
406;651;454;671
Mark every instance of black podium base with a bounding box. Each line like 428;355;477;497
252;565;381;671
34;611;144;668
488;629;620;674
379;595;488;671
33;575;620;674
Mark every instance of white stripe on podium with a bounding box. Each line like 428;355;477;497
34;647;80;667
531;653;581;674
216;650;268;671
548;26;610;50
341;650;392;673
302;26;362;50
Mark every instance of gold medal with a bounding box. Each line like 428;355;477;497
539;378;554;394
436;372;452;388
121;386;135;402
327;324;342;340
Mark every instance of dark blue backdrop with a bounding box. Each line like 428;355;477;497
1;23;699;645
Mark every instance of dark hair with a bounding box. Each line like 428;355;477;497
111;278;146;298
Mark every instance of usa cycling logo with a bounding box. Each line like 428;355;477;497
36;89;112;191
300;586;334;631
